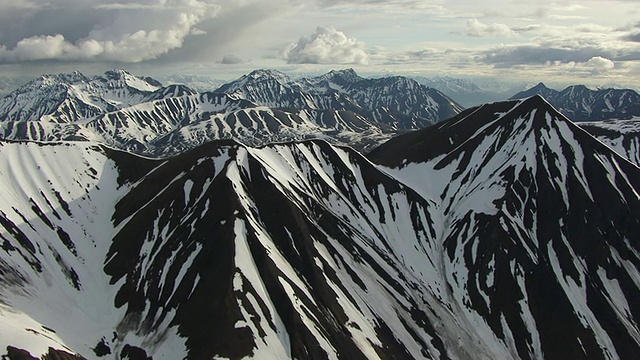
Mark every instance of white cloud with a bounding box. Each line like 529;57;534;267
0;0;220;63
466;18;517;38
587;56;615;73
283;26;368;65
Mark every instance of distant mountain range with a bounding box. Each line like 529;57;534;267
0;69;462;155
1;95;639;359
218;69;462;129
511;82;640;121
412;76;525;107
155;74;225;93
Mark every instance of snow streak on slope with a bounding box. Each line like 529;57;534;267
0;137;541;359
0;141;133;358
1;92;394;156
217;69;463;129
369;95;640;360
580;118;640;167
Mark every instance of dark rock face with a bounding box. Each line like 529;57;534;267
3;346;86;360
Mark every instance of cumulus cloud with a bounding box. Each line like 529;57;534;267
283;26;368;65
587;56;615;73
466;18;517;38
0;0;220;63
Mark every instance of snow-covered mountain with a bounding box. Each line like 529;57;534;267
0;90;395;156
0;69;459;154
217;69;463;129
368;95;640;359
412;76;533;107
1;96;639;359
412;76;500;107
0;69;191;124
511;83;640;121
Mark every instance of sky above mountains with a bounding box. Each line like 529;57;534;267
0;0;639;88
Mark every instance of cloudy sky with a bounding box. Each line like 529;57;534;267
1;0;640;88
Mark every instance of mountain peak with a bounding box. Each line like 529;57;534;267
563;84;590;92
246;69;290;81
368;95;567;166
101;69;161;92
510;82;559;100
33;70;88;86
104;69;132;80
532;82;549;89
325;68;361;82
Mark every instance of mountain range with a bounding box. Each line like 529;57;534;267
412;76;522;108
0;92;639;359
0;68;640;359
0;69;462;155
511;82;640;121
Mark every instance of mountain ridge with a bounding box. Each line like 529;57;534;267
511;83;640;121
216;68;463;129
0;68;463;155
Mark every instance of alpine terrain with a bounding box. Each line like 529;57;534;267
511;83;640;121
0;69;462;155
1;95;639;359
578;119;640;167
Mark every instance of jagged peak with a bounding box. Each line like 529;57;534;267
100;69;161;91
245;69;290;81
29;70;88;87
530;82;550;90
104;69;139;80
325;68;361;81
